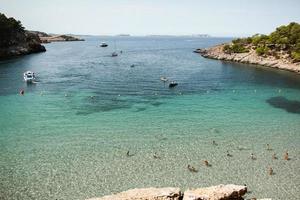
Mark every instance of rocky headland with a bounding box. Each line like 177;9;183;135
195;44;300;74
0;13;84;60
0;13;46;60
195;22;300;74
34;32;84;43
86;184;270;200
29;31;85;43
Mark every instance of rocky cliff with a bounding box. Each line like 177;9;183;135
195;45;300;74
0;13;46;60
195;22;300;74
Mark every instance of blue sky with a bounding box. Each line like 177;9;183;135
1;0;299;36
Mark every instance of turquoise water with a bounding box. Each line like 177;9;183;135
0;37;300;200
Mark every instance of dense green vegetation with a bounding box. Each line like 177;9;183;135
0;13;25;47
223;22;300;62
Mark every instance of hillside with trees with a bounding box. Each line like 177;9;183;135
0;13;46;59
223;22;300;63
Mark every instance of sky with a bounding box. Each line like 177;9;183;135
1;0;300;37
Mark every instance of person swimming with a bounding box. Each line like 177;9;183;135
187;165;198;172
250;153;256;160
203;160;210;166
284;151;289;160
272;153;277;160
153;152;161;159
268;167;274;175
20;89;24;95
126;150;134;157
226;150;233;157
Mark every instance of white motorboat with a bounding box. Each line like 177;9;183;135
111;52;118;57
160;76;168;82
169;81;178;88
23;71;36;83
100;42;108;47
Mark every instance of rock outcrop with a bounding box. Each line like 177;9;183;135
196;45;300;74
29;30;84;43
86;187;182;200
0;13;46;59
39;34;84;43
0;31;46;59
183;184;247;200
86;185;248;200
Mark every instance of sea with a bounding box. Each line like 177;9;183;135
0;36;299;200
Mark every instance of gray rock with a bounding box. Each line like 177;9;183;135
86;187;182;200
183;184;247;200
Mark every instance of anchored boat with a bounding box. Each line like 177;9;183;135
160;76;168;82
100;42;108;47
23;71;36;83
169;81;178;88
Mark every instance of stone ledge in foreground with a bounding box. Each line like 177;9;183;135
86;184;253;200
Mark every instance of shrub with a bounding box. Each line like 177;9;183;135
291;51;300;62
223;43;249;54
256;46;269;56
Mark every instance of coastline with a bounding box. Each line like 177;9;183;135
0;31;46;60
195;44;300;74
39;34;84;43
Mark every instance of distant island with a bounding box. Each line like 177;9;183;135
0;13;46;59
146;34;210;37
116;34;131;37
195;22;300;74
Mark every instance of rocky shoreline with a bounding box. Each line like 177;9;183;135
29;31;84;43
0;31;46;60
86;184;270;200
195;44;300;74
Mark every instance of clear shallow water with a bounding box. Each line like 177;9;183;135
0;36;300;200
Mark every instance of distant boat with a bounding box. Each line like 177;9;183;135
23;71;36;83
100;42;108;47
169;81;178;88
160;76;168;82
111;40;118;57
111;52;118;57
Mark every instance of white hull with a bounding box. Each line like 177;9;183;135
24;77;35;83
23;71;36;83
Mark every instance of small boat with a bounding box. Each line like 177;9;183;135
23;71;36;83
100;42;108;47
160;76;168;82
169;81;178;88
111;40;118;57
111;52;118;57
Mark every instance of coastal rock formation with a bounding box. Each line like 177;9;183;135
183;184;247;200
196;22;300;74
86;185;248;200
0;13;46;59
39;34;84;43
86;187;182;200
196;45;300;74
29;31;84;43
0;30;46;59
